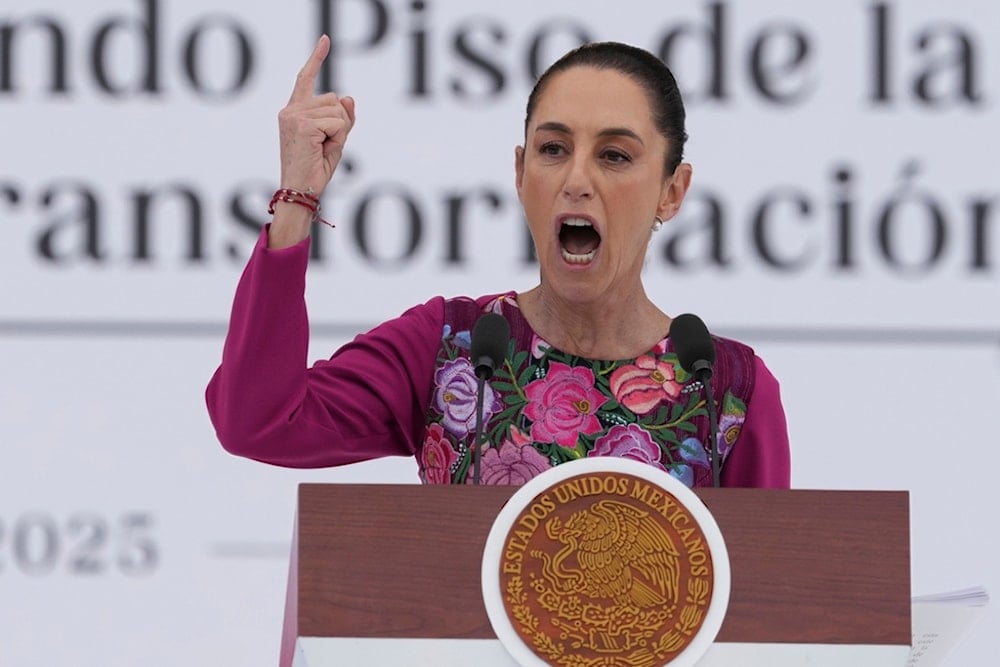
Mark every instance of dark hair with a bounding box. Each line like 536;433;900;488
525;42;688;173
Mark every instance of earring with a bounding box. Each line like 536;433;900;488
652;216;665;232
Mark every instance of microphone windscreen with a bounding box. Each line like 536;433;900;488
471;313;510;374
670;313;716;373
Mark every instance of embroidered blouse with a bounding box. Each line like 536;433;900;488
206;229;791;488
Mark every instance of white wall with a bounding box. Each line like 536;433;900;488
1;0;997;664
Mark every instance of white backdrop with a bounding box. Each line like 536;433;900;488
1;1;997;665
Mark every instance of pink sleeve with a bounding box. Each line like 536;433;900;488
720;356;792;488
205;228;443;468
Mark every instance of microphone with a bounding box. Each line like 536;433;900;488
471;313;510;381
671;314;716;382
671;313;721;488
470;313;510;484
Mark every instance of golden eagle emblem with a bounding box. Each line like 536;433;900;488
538;499;681;609
496;470;719;666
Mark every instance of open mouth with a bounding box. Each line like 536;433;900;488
559;218;601;264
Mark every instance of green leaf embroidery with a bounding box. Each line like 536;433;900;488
723;391;747;416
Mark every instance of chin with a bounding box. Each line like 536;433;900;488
548;275;611;306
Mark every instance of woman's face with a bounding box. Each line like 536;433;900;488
516;66;691;305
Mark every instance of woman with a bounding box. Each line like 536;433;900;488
206;36;791;488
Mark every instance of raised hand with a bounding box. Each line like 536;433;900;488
270;35;356;248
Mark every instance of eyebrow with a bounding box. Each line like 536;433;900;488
535;121;645;145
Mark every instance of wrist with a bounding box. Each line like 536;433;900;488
268;188;333;228
266;188;334;250
267;204;312;249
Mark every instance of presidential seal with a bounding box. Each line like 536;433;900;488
482;458;729;667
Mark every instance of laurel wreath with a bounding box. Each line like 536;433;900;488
504;575;712;666
653;579;710;658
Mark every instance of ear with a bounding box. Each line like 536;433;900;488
514;145;525;201
657;162;693;221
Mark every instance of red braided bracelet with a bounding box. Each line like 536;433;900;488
268;188;334;228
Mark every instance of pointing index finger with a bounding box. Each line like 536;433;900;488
289;35;331;103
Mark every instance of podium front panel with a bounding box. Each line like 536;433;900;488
292;485;910;645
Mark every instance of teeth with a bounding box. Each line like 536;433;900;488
559;218;597;264
561;248;596;264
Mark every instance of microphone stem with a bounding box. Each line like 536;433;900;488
473;374;487;485
699;370;721;488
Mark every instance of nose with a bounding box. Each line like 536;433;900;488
562;154;594;201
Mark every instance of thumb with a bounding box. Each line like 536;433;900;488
341;96;357;128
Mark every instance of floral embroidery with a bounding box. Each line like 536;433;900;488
419;423;458;484
420;294;752;488
475;439;552;485
609;354;683;415
670;437;711;486
530;333;550;359
717;393;748;458
433;357;500;437
589;424;664;470
523;362;607;448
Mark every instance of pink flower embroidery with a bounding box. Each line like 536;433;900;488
508;425;532;447
609;355;682;415
477;440;551;485
590;423;664;470
419;423;458;484
485;293;518;315
531;334;551;359
523;362;605;448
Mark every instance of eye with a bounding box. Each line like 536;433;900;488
601;148;632;164
539;141;566;156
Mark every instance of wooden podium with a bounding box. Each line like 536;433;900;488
281;484;910;666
